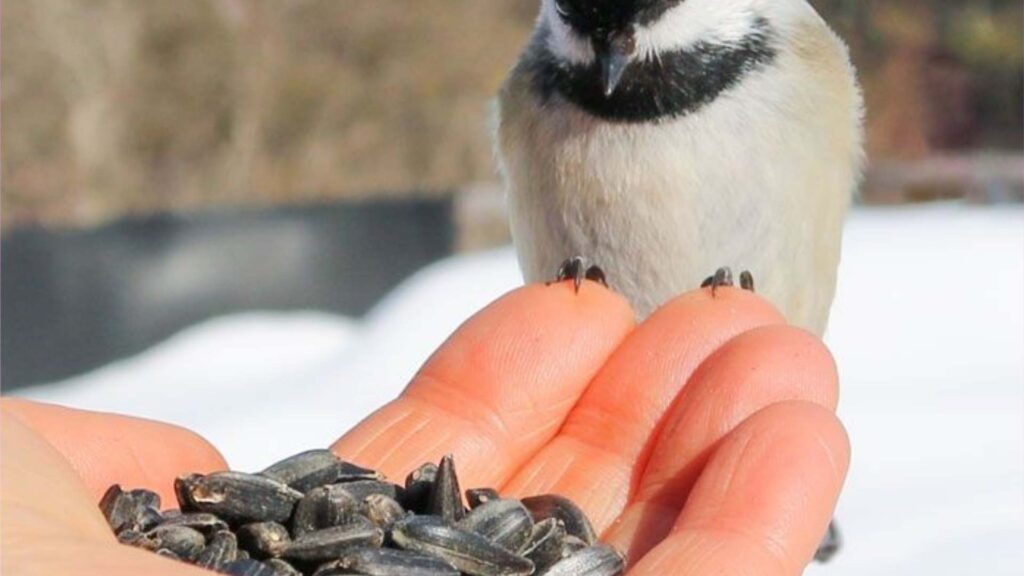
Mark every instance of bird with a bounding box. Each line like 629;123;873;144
495;0;864;337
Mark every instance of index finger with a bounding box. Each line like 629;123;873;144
330;282;635;486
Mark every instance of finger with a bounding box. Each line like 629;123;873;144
331;282;635;487
1;399;227;504
605;326;838;562
628;402;850;576
1;409;113;541
1;410;219;575
502;288;784;529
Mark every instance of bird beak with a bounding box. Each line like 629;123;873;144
600;46;630;97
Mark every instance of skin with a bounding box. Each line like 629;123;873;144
1;282;848;576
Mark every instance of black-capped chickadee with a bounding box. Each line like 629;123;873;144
496;0;864;336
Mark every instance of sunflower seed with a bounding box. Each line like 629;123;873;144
363;494;406;530
146;525;205;561
310;564;361;576
292;485;362;537
138;506;165;532
337;461;385;483
560;535;588;558
238;522;292;558
175;471;303;523
261;450;345;493
466;488;500;509
283;517;385;562
402;462;438;514
329;546;460;576
265;558;304;576
391;516;533;576
105;450;613;576
542;545;624;576
222;558;279;576
175;474;202;513
128;488;161;511
521;495;597;546
457;499;534;552
99;485;162;534
427;455;465;524
157;512;229;535
332;480;404;503
196;530;239;570
519;518;566;573
156;548;181;561
118;529;160;551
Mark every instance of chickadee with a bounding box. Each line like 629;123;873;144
496;0;863;337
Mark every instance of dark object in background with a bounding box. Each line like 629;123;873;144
1;199;454;389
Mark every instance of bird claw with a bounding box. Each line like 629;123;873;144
814;521;842;563
551;257;607;293
739;270;755;292
701;267;755;297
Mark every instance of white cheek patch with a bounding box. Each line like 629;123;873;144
633;0;759;61
542;0;595;65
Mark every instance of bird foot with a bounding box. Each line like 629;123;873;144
700;267;755;297
550;257;608;293
814;520;842;563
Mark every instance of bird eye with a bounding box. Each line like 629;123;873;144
553;0;571;18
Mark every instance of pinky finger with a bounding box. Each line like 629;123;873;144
627;402;850;576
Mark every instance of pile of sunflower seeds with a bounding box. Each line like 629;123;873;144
101;450;625;576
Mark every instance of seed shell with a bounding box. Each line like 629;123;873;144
265;558;304;576
117;529;161;551
292;485;362;537
155;548;181;561
542;544;625;576
175;471;303;523
519;518;566;573
283;518;385;562
99;485;162;534
146;525;205;561
391;516;534;576
402;462;438;514
457;498;534;552
364;494;406;530
427;455;465;523
238;521;292;558
331;479;403;503
337;461;385;483
466;488;500;509
104;449;616;576
261;450;345;493
128;488;161;511
521;495;597;546
330;546;460;576
222;558;279;576
157;512;229;535
196;530;239;570
560;535;588;558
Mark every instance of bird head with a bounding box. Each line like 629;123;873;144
542;0;787;98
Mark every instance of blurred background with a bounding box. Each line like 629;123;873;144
3;0;1022;385
2;2;1023;574
3;0;1022;230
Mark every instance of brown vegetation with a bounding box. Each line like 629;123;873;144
2;1;1021;229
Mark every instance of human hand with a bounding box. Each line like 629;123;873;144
1;283;847;575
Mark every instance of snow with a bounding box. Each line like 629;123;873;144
14;205;1024;575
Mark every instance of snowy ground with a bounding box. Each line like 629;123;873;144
15;205;1024;575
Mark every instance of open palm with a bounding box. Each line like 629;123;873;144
1;283;847;575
